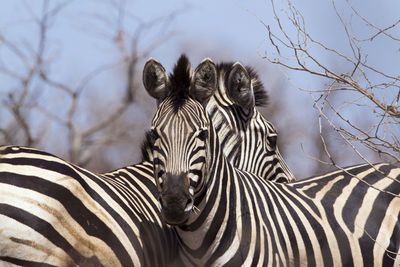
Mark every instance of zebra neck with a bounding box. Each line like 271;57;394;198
175;134;247;265
206;92;242;163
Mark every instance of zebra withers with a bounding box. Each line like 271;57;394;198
144;56;400;266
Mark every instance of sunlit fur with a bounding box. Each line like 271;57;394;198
0;146;180;266
150;68;400;265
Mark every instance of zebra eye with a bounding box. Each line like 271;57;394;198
151;129;159;140
157;170;165;185
197;129;208;142
157;170;164;178
267;135;277;149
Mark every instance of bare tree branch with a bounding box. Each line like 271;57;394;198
1;0;182;169
261;0;400;168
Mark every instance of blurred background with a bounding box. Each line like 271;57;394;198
1;0;399;179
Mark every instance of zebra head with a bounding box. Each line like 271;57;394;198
208;62;295;182
143;55;216;225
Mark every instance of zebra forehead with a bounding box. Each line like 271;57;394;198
153;98;209;130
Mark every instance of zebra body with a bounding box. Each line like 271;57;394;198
179;162;400;266
0;146;178;266
144;56;400;266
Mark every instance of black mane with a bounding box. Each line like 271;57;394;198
217;62;269;107
247;66;269;107
168;54;192;111
165;56;268;110
141;130;155;162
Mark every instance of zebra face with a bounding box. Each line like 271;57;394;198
143;55;217;225
256;114;295;182
151;105;210;225
210;62;295;182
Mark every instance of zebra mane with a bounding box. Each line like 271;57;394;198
168;54;192;111
216;62;269;107
141;130;155;162
247;66;269;107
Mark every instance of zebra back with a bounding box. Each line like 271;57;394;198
0;146;179;266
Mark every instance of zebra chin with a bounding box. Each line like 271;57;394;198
160;207;190;226
159;195;192;226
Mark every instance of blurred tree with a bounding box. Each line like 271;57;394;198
0;0;182;172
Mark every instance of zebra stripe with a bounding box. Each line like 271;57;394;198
0;146;178;266
146;57;400;266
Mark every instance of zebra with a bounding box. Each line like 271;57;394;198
143;56;400;266
209;62;295;183
0;56;293;265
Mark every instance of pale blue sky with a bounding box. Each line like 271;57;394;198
1;0;399;177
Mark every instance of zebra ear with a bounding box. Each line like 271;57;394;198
226;62;254;109
190;58;217;105
143;58;169;101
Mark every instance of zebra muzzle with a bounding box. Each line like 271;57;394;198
158;172;192;225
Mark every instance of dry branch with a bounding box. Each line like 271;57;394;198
263;0;400;166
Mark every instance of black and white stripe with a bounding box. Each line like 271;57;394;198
0;146;179;266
